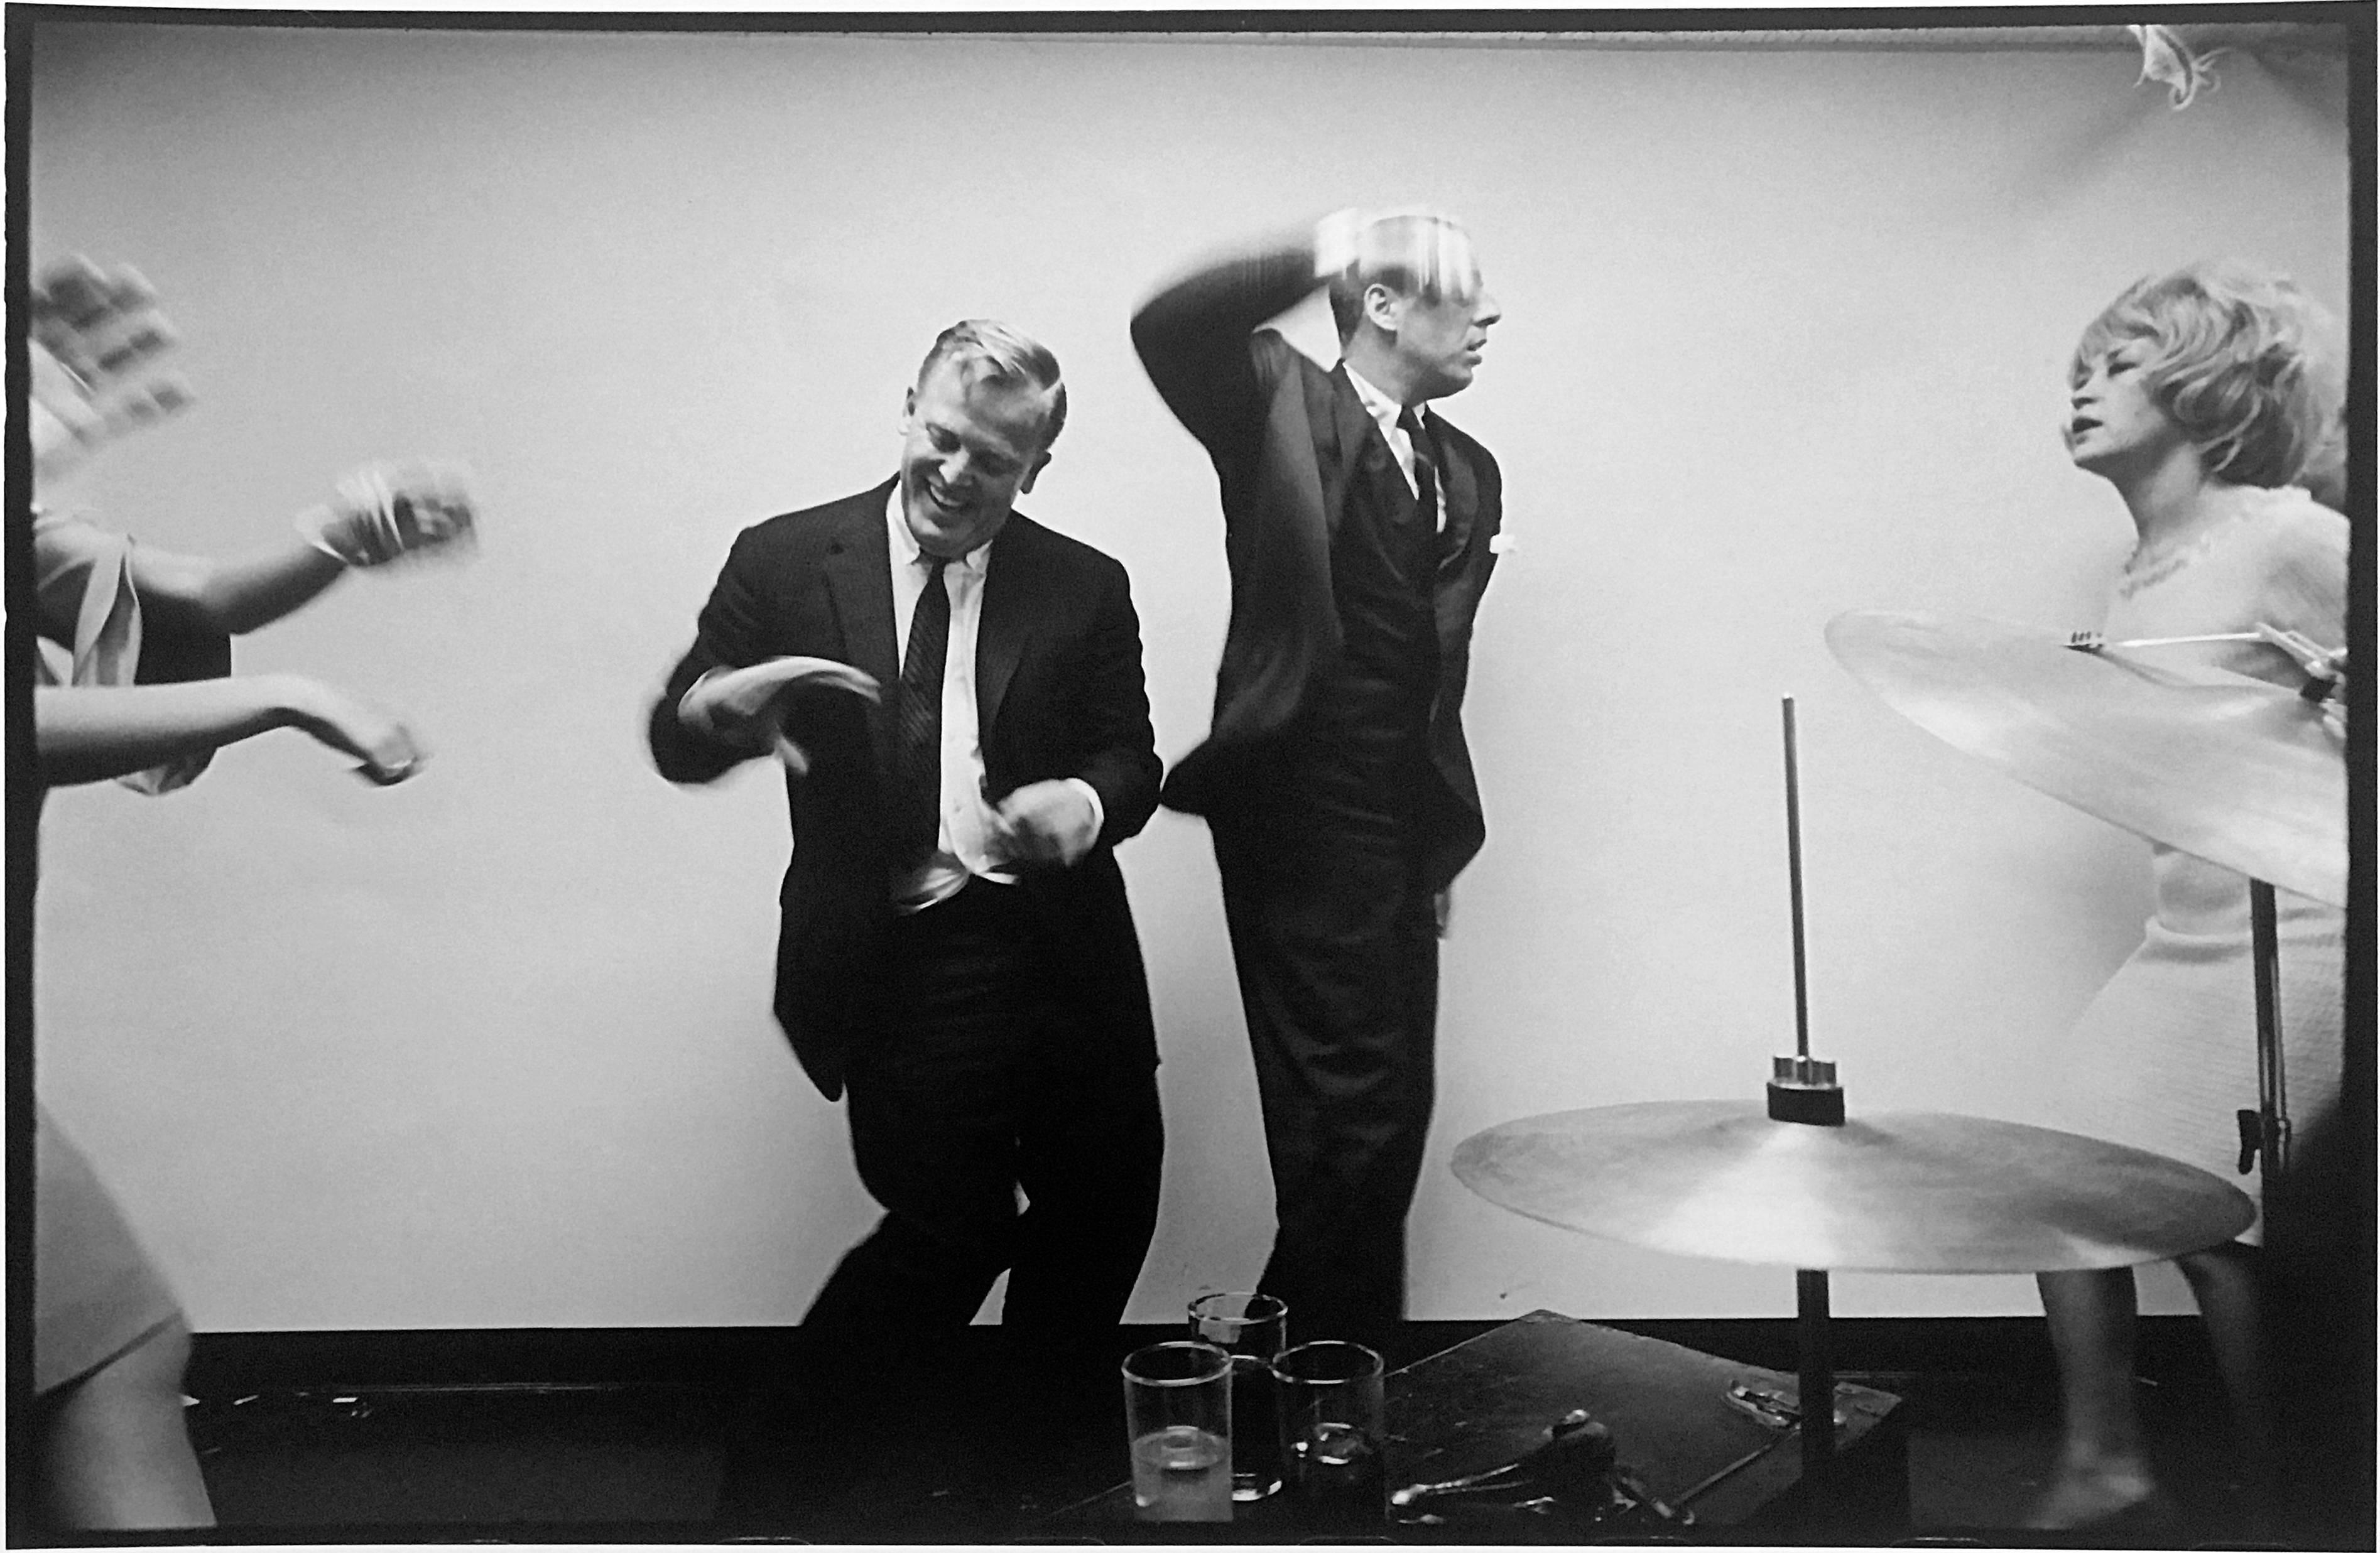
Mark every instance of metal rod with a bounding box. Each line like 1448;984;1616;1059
2111;631;2264;649
1782;698;1812;1060
1796;1268;1836;1483
2250;880;2289;1176
1675;1440;1776;1508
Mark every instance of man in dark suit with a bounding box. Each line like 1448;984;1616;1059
649;322;1165;1333
1132;212;1503;1348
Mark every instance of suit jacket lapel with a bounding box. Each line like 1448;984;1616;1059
822;483;901;777
975;517;1035;742
1435;419;1479;566
1330;364;1443;532
1325;364;1407;535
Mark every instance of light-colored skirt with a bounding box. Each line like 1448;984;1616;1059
35;1105;184;1394
2050;858;2344;1250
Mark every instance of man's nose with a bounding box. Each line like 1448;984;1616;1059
1474;289;1503;327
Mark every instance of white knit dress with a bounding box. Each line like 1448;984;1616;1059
2049;485;2347;1247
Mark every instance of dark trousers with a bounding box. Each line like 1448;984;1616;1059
803;879;1164;1333
1212;800;1440;1353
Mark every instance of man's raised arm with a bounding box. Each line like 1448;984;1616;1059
1129;224;1338;461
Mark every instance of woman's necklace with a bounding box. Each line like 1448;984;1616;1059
2117;491;2261;598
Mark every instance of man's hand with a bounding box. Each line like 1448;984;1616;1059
991;779;1100;868
678;656;881;762
1315;207;1479;298
29;257;193;482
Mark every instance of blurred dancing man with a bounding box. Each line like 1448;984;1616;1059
1133;212;1504;1347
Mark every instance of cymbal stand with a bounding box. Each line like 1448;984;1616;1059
2248;880;2290;1178
1770;698;1845;1488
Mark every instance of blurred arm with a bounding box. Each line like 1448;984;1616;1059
649;527;778;785
127;462;482;634
126;538;350;636
1129;223;1332;462
36;676;421;787
31;259;476;635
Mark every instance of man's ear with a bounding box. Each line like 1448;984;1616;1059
1362;282;1405;337
898;385;916;430
1019;449;1052;495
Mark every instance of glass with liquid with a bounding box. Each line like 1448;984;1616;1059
1273;1339;1388;1529
1121;1340;1234;1522
1187;1291;1288;1501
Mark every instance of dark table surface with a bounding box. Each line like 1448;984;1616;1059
1054;1311;1905;1542
715;1312;1905;1544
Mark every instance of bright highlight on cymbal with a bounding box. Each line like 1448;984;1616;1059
1452;1101;2254;1275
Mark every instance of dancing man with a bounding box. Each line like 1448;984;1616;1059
1133;211;1504;1347
649;322;1165;1333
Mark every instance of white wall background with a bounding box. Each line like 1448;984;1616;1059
26;22;2352;1331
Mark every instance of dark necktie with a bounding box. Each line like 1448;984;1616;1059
1398;405;1438;533
1401;406;1470;573
895;556;950;858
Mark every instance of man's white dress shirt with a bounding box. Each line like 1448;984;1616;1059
885;487;1101;912
1342;364;1446;533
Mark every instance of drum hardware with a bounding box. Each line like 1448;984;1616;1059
1829;609;2340;1187
1724;1378;1851;1432
1454;693;2258;1522
2064;622;2343;703
1388;1409;1688;1529
1672;1377;1868;1513
1774;696;1844;1480
2247;881;2291;1177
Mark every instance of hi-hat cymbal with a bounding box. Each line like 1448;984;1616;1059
1452;1101;2254;1274
1826;610;2345;907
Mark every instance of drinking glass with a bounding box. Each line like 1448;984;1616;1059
1120;1340;1234;1522
1187;1291;1288;1500
1272;1339;1387;1527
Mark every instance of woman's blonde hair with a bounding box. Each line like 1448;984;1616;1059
2071;262;2344;488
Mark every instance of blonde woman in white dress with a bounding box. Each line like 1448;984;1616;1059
2032;262;2347;1532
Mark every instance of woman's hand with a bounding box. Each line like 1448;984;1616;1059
28;257;193;482
281;676;428;784
298;462;481;568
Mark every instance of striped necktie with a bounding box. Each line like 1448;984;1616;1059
894;555;950;857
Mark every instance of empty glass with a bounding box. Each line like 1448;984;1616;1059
1187;1291;1288;1500
1273;1339;1388;1528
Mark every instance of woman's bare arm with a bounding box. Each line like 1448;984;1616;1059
36;678;423;787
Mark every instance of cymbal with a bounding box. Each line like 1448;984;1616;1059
1452;1101;2254;1274
1826;610;2345;907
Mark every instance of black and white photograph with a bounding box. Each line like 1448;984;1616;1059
8;7;2370;1545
